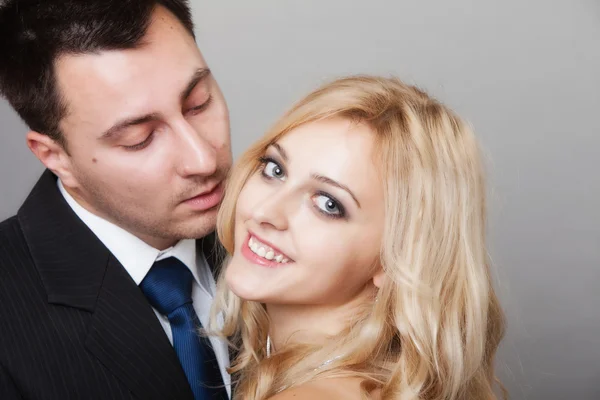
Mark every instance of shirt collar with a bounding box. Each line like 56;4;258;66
57;179;200;286
156;238;203;288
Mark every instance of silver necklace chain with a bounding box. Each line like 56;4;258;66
266;335;343;379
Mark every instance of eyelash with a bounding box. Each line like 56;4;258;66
123;131;155;151
122;96;213;151
257;156;347;220
314;191;346;220
187;95;213;115
258;156;283;179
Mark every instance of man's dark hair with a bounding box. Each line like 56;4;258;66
0;0;195;144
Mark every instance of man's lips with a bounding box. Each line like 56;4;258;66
182;181;224;211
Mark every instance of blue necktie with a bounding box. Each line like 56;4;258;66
140;257;228;400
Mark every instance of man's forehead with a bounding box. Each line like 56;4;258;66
55;45;205;130
55;51;156;125
147;5;195;39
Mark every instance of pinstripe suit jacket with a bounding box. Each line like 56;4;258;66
0;170;224;400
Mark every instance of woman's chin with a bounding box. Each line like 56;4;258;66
224;258;270;302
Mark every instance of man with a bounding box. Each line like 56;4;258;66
0;1;232;399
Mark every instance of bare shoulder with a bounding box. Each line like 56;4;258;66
267;377;379;400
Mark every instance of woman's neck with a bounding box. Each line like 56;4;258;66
265;284;376;351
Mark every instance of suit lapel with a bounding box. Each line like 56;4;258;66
18;171;194;400
85;256;193;400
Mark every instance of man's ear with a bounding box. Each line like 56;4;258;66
26;131;78;187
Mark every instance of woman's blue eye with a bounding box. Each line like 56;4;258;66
261;159;285;179
313;194;343;217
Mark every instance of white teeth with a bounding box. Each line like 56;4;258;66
248;236;289;263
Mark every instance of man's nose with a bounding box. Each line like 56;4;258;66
175;120;218;177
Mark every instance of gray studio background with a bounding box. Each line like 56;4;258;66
1;1;598;399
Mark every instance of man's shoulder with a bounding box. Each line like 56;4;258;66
0;214;42;320
0;214;26;252
0;214;33;277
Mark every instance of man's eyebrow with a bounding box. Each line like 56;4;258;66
180;67;211;103
100;113;160;140
311;173;362;208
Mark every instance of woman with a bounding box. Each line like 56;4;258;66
210;75;506;399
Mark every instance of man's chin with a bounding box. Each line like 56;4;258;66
173;212;218;240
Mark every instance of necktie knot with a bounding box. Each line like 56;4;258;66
140;257;194;316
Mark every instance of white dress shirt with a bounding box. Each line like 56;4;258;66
58;180;231;397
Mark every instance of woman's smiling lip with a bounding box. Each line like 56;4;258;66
248;230;291;258
241;231;294;268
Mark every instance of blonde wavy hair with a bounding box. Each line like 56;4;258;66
211;75;506;400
